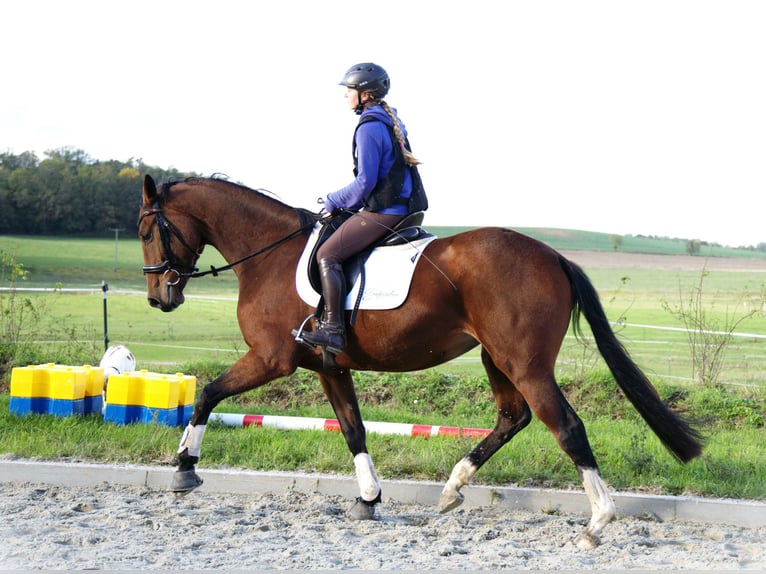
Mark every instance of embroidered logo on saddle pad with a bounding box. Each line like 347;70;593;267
295;224;437;310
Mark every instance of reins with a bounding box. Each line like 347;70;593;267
141;202;318;281
140;191;454;294
190;224;313;279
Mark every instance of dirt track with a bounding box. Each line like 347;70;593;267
561;250;766;272
2;482;765;570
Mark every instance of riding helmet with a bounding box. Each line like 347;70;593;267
339;63;390;99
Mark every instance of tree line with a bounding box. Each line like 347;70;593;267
4;148;766;252
0;148;197;235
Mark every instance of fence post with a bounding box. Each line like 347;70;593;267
102;281;109;351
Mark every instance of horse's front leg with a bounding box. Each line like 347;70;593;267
172;351;294;495
317;370;381;520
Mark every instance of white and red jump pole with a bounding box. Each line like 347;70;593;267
210;413;491;439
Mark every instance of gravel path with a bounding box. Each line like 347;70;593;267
1;482;764;570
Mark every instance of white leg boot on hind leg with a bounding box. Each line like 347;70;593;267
438;458;477;513
575;467;616;549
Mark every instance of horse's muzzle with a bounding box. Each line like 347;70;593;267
148;296;181;312
147;281;185;312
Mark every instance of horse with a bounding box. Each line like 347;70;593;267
138;174;703;549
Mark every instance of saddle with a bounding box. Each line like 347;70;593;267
307;211;431;324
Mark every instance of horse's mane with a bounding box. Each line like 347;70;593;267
158;175;319;235
158;175;287;205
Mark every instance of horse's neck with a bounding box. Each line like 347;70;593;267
182;183;300;266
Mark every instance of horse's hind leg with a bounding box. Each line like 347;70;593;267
576;466;616;549
515;371;616;549
438;348;532;513
317;370;381;520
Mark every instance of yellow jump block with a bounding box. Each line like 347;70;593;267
106;370;196;409
10;364;105;400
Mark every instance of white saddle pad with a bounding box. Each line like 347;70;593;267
295;224;437;311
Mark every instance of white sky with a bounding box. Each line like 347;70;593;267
2;0;765;247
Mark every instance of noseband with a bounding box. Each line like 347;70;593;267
139;204;202;281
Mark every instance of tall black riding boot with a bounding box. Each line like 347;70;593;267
301;259;347;354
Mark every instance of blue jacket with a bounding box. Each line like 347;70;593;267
324;105;412;215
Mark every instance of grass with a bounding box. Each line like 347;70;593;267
1;371;763;500
1;232;765;502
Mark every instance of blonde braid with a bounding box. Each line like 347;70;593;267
377;100;422;166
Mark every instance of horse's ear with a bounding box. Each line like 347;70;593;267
143;174;157;204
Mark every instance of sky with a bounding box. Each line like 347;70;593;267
2;0;765;247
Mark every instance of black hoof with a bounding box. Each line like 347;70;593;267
170;469;203;494
345;494;380;521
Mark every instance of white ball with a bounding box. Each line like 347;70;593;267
99;344;136;381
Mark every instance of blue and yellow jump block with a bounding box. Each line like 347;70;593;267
10;363;105;416
104;370;196;426
9;363;196;427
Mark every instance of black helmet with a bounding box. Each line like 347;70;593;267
339;62;390;99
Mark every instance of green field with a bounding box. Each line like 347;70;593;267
1;231;764;501
2;231;765;387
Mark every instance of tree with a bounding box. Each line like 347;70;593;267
685;239;701;255
0;151;38;171
662;265;762;386
0;148;198;235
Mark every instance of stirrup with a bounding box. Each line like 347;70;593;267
291;313;318;350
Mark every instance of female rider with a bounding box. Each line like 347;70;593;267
296;62;425;355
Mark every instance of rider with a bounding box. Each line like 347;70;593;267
297;62;426;355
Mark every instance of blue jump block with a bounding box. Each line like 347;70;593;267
103;403;192;426
10;396;86;417
84;395;103;415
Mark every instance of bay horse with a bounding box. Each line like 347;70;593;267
138;174;702;549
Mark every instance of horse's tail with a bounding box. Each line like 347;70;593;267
558;255;704;463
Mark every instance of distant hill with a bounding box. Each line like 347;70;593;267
425;226;766;260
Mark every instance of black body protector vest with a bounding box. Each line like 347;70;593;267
353;116;428;213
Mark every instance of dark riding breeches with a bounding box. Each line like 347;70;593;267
317;211;405;265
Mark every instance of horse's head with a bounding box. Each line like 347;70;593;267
138;175;204;312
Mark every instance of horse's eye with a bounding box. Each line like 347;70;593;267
141;231;153;243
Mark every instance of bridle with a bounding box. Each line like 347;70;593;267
139;204;203;286
139;201;318;283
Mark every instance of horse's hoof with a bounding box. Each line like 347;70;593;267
437;490;464;514
345;498;377;521
574;531;601;550
170;469;203;494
